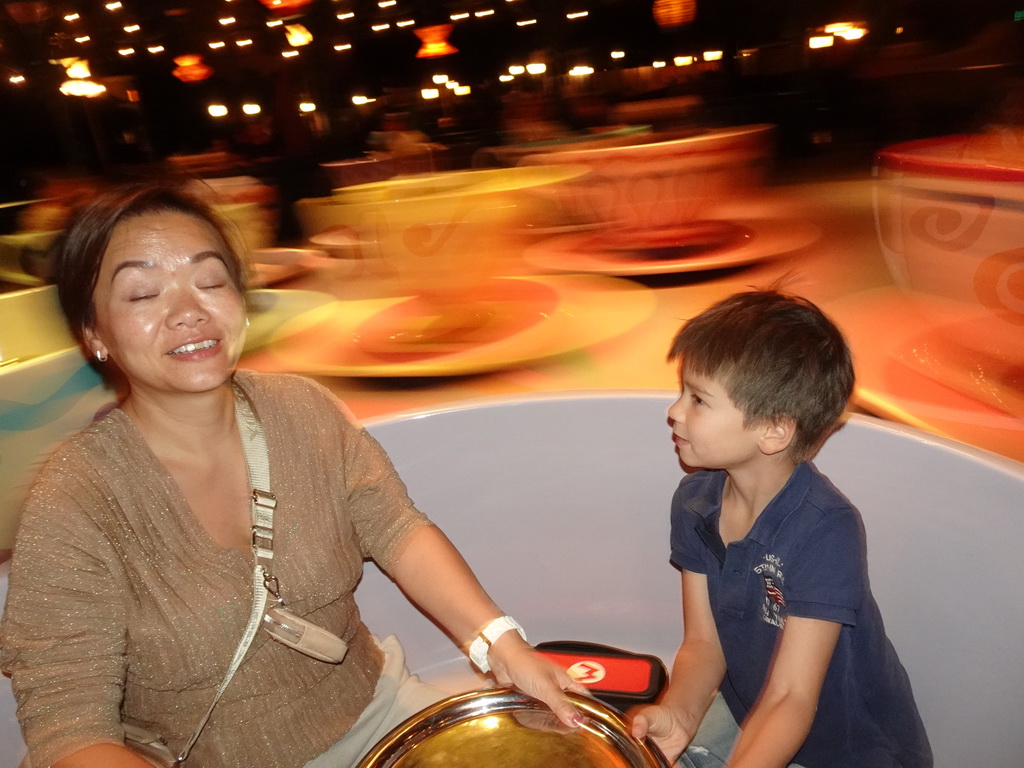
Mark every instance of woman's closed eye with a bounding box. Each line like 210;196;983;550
195;259;232;291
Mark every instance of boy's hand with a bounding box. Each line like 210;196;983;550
631;704;694;764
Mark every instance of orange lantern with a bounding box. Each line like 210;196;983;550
257;0;313;19
414;24;458;58
172;54;213;83
652;0;696;28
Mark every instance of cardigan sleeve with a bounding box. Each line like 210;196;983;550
247;372;433;575
340;421;432;571
0;459;131;767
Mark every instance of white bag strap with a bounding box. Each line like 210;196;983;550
174;385;273;764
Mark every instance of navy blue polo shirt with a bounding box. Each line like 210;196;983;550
670;463;932;768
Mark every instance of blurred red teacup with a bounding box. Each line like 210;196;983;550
874;131;1024;406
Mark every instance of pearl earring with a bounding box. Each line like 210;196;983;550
95;350;108;363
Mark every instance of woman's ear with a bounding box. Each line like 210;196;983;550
759;418;795;456
83;325;107;363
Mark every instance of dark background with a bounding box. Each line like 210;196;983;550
1;0;1021;203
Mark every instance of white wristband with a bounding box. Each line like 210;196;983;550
467;615;527;673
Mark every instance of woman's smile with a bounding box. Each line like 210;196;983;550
168;338;221;357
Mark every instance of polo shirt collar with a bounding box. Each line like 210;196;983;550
687;463;813;553
746;462;811;545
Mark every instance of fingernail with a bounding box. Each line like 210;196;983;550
571;713;583;727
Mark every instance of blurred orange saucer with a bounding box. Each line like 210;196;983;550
829;287;1024;463
264;274;655;377
353;279;559;361
523;217;819;276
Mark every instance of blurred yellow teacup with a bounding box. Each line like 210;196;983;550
295;166;585;312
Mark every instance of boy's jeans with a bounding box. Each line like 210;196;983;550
679;693;804;768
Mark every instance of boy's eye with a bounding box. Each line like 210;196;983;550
691;394;704;406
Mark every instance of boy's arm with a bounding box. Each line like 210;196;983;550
727;615;842;768
631;570;727;762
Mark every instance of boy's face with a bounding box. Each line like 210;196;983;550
668;369;766;470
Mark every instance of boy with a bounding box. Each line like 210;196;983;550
631;290;931;768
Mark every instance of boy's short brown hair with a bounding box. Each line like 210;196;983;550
668;289;854;463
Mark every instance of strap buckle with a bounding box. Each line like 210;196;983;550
250;488;277;555
251;488;277;511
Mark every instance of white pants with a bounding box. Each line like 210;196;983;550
303;635;450;768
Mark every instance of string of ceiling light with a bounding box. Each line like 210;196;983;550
1;1;866;119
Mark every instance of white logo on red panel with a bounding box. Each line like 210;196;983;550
567;660;606;685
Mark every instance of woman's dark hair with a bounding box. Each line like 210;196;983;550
51;180;246;347
668;289;855;463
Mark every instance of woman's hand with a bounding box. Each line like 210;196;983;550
486;630;587;729
630;703;695;764
386;526;584;728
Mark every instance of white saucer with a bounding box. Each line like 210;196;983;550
828;287;1024;463
514;221;612;238
264;274;655;377
523;218;820;276
0;267;44;287
245;289;336;353
248;248;333;287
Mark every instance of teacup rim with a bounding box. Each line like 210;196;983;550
330;165;591;204
876;134;1024;182
522;123;775;162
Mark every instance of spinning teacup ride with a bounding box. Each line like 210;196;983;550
2;393;1024;766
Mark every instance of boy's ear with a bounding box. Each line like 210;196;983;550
759;418;796;456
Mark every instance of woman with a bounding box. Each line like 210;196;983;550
0;181;583;768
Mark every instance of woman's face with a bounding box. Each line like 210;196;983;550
84;209;247;401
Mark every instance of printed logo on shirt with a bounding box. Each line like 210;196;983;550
754;554;786;629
